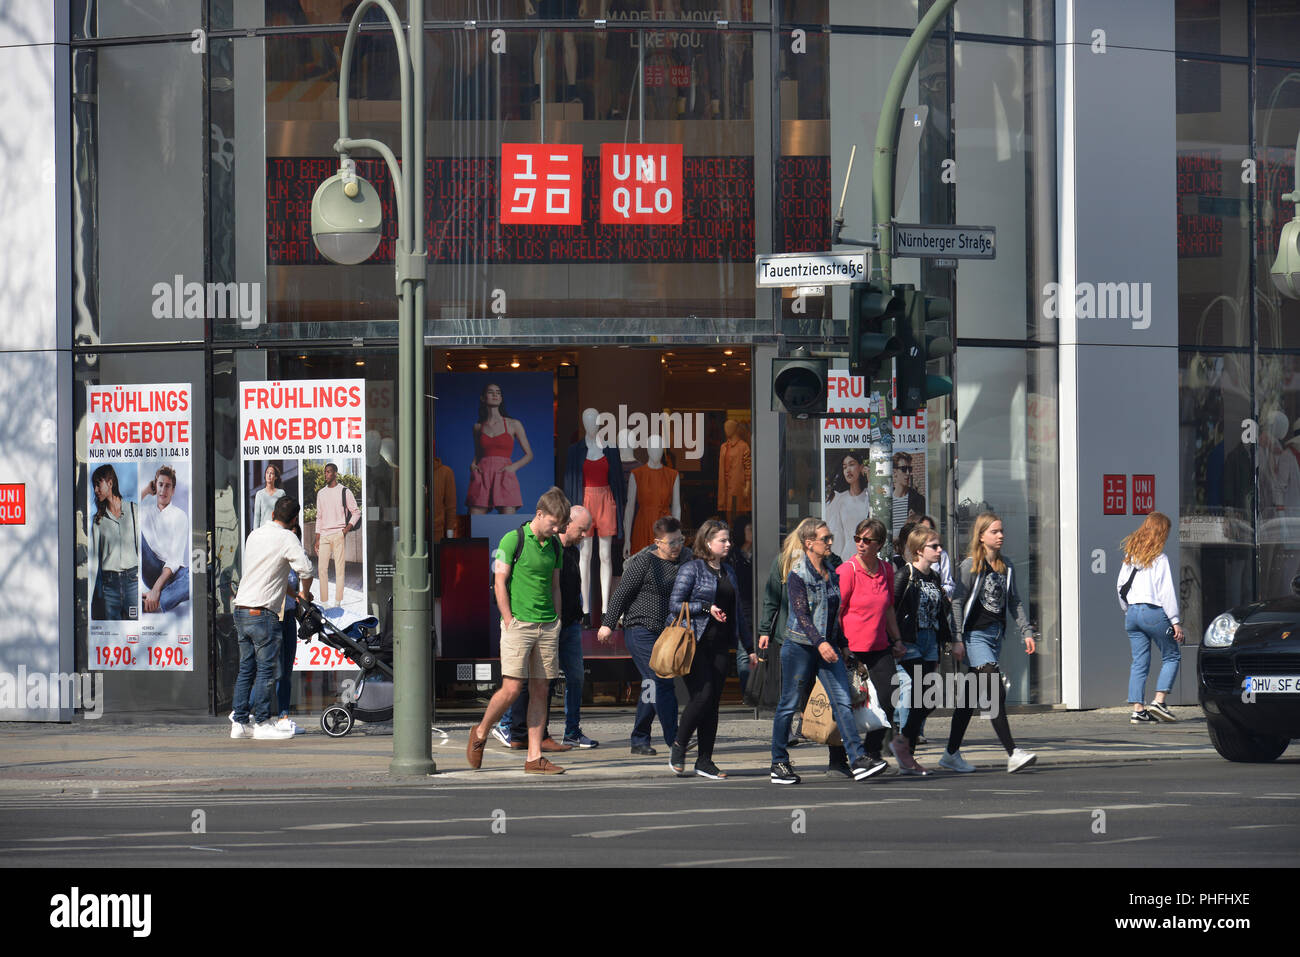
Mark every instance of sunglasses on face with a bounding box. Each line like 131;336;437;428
855;535;881;545
815;534;833;544
657;538;685;547
923;543;942;551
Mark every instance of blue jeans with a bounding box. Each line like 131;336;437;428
95;568;139;621
140;537;190;612
625;625;679;748
736;647;752;696
896;628;939;729
1126;604;1181;703
964;621;1004;669
232;607;280;725
505;621;585;739
771;640;864;765
276;601;297;717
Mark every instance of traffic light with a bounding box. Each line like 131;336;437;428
894;284;954;415
772;349;828;417
848;281;903;379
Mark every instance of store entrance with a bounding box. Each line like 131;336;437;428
430;345;755;708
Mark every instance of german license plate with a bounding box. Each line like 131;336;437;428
1244;675;1300;694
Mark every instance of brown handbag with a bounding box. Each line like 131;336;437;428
650;602;696;678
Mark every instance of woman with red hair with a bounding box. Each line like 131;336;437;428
1117;511;1183;723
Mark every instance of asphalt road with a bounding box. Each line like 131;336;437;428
2;756;1296;869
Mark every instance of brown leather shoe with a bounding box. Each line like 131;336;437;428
508;739;527;750
466;727;487;770
524;756;565;774
540;736;572;753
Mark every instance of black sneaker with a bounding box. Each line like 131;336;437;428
693;759;727;780
771;761;801;785
1146;700;1177;722
851;756;888;781
826;760;853;778
631;743;658;756
669;744;686;775
1130;709;1158;724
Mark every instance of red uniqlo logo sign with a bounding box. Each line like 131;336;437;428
500;144;582;225
600;144;683;225
0;484;25;525
1103;474;1127;515
1132;474;1155;514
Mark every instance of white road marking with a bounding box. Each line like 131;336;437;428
577;822;748;839
1230;824;1293;829
945;803;1188;820
668;855;786;866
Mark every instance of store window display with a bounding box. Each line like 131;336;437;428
529;0;588;112
717;418;751;523
624;433;681;558
565;408;627;617
824;450;870;559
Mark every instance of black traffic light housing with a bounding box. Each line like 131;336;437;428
894;284;954;415
772;348;829;417
848;281;904;379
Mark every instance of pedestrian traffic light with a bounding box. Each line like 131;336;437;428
894;285;954;415
772;348;828;417
848;282;903;379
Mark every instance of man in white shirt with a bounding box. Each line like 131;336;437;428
140;465;191;613
231;495;315;740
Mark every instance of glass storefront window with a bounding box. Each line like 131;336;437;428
1175;60;1251;350
72;0;204;39
1256;354;1300;601
1256;65;1300;350
1175;0;1248;58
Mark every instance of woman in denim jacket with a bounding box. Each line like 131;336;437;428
667;519;753;779
764;518;883;785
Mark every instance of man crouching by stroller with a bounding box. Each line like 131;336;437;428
465;487;572;774
230;496;314;741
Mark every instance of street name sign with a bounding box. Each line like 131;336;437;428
892;223;996;260
755;251;868;287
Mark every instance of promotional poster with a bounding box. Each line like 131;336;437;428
86;383;194;670
240;379;368;671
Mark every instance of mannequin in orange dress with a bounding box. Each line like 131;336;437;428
624;434;681;559
717;418;751;523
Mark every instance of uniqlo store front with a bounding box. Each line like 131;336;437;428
42;2;1070;721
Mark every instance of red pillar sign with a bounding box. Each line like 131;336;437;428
1132;474;1155;514
1103;474;1127;515
600;143;683;225
0;484;24;524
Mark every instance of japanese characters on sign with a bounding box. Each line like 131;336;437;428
1103;474;1127;516
500;144;583;226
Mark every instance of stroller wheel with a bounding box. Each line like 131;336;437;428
321;705;353;737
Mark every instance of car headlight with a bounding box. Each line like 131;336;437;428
1204;613;1240;648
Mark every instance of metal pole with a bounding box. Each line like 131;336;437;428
867;0;957;549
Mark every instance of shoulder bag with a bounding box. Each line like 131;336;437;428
650;602;696;678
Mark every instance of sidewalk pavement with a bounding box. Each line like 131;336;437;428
0;704;1229;794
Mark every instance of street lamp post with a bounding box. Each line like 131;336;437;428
310;0;433;776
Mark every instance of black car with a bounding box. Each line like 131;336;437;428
1199;578;1300;762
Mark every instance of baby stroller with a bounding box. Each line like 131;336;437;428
295;600;394;737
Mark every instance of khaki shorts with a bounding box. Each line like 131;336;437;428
500;618;561;680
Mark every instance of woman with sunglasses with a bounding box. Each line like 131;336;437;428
766;518;878;784
837;518;905;771
598;516;688;756
891;525;958;774
668;519;753;779
945;512;1038;773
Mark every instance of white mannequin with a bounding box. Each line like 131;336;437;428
624;434;681;559
578;407;615;617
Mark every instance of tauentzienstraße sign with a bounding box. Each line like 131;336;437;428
892;223;996;260
754;251;869;287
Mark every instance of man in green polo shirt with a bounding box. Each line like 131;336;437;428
466;486;571;774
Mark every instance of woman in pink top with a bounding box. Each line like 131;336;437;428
837;517;905;767
467;382;533;514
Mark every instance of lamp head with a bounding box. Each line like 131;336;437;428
1271;206;1300;300
311;170;382;265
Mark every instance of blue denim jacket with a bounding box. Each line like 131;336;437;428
783;555;841;647
668;558;752;653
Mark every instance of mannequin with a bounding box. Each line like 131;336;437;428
624;434;681;558
564;407;626;617
528;0;586;108
717;418;751;522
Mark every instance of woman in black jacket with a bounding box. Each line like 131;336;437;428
667;519;754;778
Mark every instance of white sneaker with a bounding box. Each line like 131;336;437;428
229;713;253;739
274;716;305;735
252;721;295;740
1007;747;1037;773
938;748;976;773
